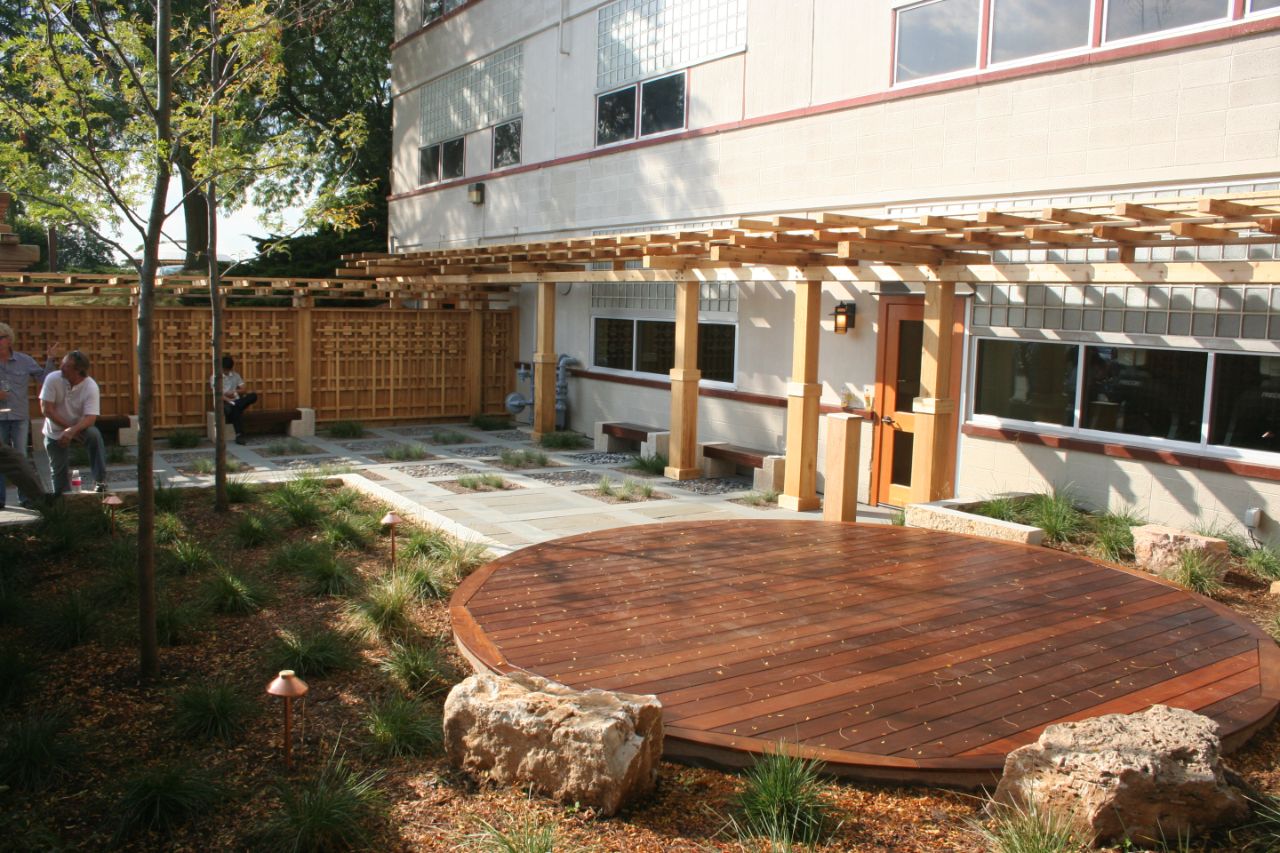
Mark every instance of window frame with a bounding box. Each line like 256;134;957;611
1099;0;1232;47
417;135;465;186
589;314;738;388
893;0;983;86
492;117;522;170
986;0;1095;70
594;70;688;149
966;335;1280;465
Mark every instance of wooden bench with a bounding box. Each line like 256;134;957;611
595;421;670;458
699;441;786;492
95;414;138;446
206;407;315;441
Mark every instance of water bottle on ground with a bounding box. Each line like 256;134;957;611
71;469;82;492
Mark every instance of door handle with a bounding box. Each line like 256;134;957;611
882;416;897;426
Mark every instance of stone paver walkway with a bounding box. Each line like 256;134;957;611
1;422;893;554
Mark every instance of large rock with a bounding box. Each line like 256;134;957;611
1132;524;1230;575
443;672;663;816
993;705;1249;845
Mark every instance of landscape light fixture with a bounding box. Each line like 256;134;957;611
382;511;403;567
831;302;856;334
468;182;485;205
102;493;123;536
266;669;309;770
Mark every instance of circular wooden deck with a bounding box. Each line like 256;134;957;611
449;520;1280;786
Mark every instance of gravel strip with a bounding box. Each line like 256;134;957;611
441;444;508;458
666;476;752;495
393;462;477;478
563;451;637;465
487;429;533;442
523;469;605;487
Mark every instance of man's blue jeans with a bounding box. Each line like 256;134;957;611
44;426;106;496
0;419;36;505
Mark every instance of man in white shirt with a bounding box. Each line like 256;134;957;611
40;350;107;495
212;355;259;445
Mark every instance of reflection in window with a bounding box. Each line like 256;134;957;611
636;321;676;375
895;0;981;83
1212;354;1280;452
1081;346;1205;442
1253;0;1280;11
441;137;465;180
991;0;1091;63
640;74;686;136
698;324;736;383
593;318;634;370
493;119;521;169
974;339;1077;426
1104;0;1228;41
596;87;636;146
418;145;441;186
592;318;736;383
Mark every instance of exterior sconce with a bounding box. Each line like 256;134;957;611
468;182;485;204
266;669;309;770
382;511;402;567
103;493;123;536
831;301;856;334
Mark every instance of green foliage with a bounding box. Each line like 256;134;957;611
363;695;442;758
1023;490;1085;545
401;529;450;562
234;512;280;548
470;414;511;431
500;448;547;468
96;560;139;605
270;541;359;596
154;511;186;545
969;799;1081;853
203;569;267;615
1192;519;1252;558
1245;796;1280;850
1246;546;1280;580
738;490;780;507
226;477;256;504
154;480;183;513
627;453;667;475
257;751;385;853
166;539;215;575
0;712;78;789
265;437;314;456
457;473;507;490
428;429;469;445
733;749;835;847
269;629;357;677
327;420;367;438
1164;551;1224;598
190;456;247;475
266;483;323;527
270;540;331;573
890;511;906;527
596;475;616;498
39;590;97;650
320;513;376;552
0;649;36;708
347;573;417;641
537;431;589;449
35;500;80;555
380;641;458;696
173;683;256;742
619;478;654;500
975;496;1021;522
1091;511;1140;563
167;429;201;449
382;442;431;461
434;537;491;580
402;559;454;601
325;487;363;513
465;814;558;853
154;597;204;646
113;764;222;843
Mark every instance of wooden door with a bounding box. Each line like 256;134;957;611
871;297;964;507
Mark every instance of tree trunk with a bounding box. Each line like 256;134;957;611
46;224;58;273
179;152;209;271
210;3;227;512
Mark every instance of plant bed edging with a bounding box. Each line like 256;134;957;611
904;498;1045;545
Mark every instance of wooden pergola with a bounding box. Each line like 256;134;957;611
343;191;1280;512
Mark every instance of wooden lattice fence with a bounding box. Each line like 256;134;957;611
1;305;517;429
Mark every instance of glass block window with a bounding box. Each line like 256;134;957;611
596;0;747;90
591;282;738;313
420;44;523;146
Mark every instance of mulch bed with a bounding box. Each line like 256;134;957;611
4;489;1280;851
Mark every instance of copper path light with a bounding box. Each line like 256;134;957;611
102;493;123;536
266;669;309;770
382;511;402;567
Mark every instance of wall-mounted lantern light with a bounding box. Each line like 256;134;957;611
468;182;485;205
831;302;856;334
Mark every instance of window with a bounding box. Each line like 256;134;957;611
974;340;1077;426
1104;0;1229;42
1254;0;1280;11
592;317;736;383
991;0;1091;64
418;136;464;185
1080;346;1206;442
595;72;685;147
1211;353;1280;452
493;119;521;169
895;0;981;84
422;0;466;28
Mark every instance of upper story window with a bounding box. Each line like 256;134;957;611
420;44;523;180
1104;0;1229;41
419;136;464;185
1255;0;1280;11
422;0;466;29
991;0;1092;64
595;72;686;147
493;119;521;169
895;0;980;84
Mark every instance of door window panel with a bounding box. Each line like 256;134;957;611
893;319;923;406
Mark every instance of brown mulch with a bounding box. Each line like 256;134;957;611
3;493;1279;851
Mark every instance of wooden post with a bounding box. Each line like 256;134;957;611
909;280;957;505
779;281;822;512
294;297;313;409
822;413;862;522
531;281;557;439
466;310;484;415
664;279;702;480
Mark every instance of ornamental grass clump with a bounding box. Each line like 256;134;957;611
731;748;836;847
627;453;667;475
363;695;443;758
234;512;280;548
0;649;35;708
38;590;98;650
347;573;418;641
328;420;367;439
325;486;363;513
172;682;257;742
257;750;385;853
499;448;547;468
269;629;358;678
1023;490;1085;545
457;473;506;490
321;513;377;552
469;414;510;431
434;536;491;580
1090;509;1142;563
1192;519;1252;558
154;479;182;513
465;814;558;853
0;712;79;789
402;559;453;601
203;569;267;615
618;478;653;500
226;476;256;504
596;475;616;498
266;483;323;528
154;511;186;545
1246;545;1280;580
166;539;216;575
401;529;450;562
166;428;200;449
154;597;204;646
382;442;432;462
1164;550;1224;599
738;490;780;507
537;430;589;449
380;641;458;697
112;764;222;844
428;429;469;445
969;798;1080;853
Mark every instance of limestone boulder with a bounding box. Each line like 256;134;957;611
1132;524;1229;575
993;705;1249;846
443;672;663;816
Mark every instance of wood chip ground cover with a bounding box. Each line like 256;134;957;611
3;489;1279;851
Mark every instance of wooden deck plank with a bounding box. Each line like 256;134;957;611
450;520;1280;785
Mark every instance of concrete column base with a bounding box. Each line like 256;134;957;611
663;466;702;481
778;493;821;512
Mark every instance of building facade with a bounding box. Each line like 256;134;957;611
390;0;1280;536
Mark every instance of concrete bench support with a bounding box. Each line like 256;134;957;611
596;421;668;458
206;407;314;441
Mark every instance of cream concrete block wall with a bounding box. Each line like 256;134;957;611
956;435;1279;542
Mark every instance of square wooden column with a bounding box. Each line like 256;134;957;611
909;279;957;505
531;281;557;440
664;279;702;480
779;280;822;512
822;413;862;522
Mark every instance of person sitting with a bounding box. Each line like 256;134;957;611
39;350;107;495
213;355;259;445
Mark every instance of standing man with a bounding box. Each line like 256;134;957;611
213;355;258;445
0;322;60;509
40;349;107;495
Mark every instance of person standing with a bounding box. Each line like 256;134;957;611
0;322;60;509
39;350;107;495
212;355;259;445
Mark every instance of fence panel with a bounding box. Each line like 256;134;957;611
1;306;135;418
